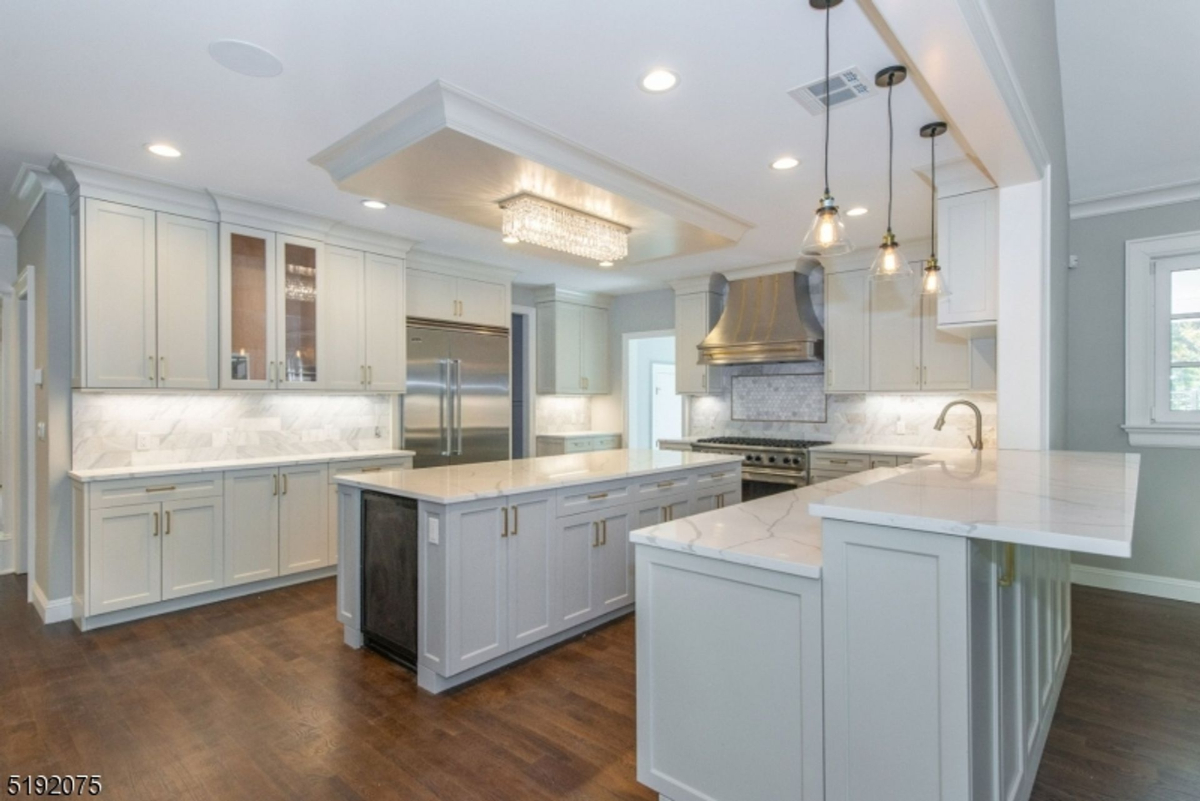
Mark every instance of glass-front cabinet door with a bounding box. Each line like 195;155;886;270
277;235;321;388
221;225;277;389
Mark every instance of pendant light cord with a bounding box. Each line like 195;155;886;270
886;77;894;233
930;133;937;259
823;4;831;196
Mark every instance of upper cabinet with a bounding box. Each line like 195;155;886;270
324;246;407;392
536;288;611;395
937;188;999;337
672;278;725;396
824;270;870;393
78;199;218;390
408;267;509;329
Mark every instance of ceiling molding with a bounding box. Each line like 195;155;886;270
208;191;335;241
325;223;417;259
720;258;820;282
51;156;218;221
408;248;518;283
913;158;995;198
1070;179;1200;221
532;286;613;308
1;164;67;237
669;274;726;295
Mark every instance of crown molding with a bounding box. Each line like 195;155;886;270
1070;178;1200;221
669;273;726;295
532;285;613;308
51;156;218;221
407;249;518;283
1;164;67;237
325;223;417;259
719;257;827;282
207;191;334;241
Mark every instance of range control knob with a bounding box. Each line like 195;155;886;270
781;457;792;465
768;456;777;464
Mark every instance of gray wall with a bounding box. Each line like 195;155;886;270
17;191;73;599
592;289;676;435
1068;199;1200;582
627;335;676;449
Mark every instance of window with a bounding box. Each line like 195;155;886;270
1125;232;1200;446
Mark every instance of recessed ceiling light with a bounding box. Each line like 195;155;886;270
846;206;869;217
208;39;283;78
598;261;615;268
146;143;182;158
361;199;387;210
771;156;800;171
640;69;679;93
502;235;520;245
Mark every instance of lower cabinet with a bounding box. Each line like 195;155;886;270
507;493;556;649
278;464;329;575
693;485;738;513
225;465;329;585
162;497;225;600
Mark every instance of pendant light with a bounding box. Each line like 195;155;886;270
801;0;852;257
920;121;951;296
869;66;912;280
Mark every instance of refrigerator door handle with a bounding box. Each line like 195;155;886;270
440;359;452;457
453;359;464;456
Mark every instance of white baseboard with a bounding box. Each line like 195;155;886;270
1072;564;1200;605
31;580;73;624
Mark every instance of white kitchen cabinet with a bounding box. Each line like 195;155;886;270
161;497;224;600
938;188;999;336
824;269;871;392
921;294;972;391
447;499;510;673
223;467;281;586
506;492;555;649
323;247;407;392
536;289;611;395
275;235;323;389
869;271;922;391
693;484;738;513
88;502;163;614
279;464;330;575
535;433;622;456
407;268;508;328
221;225;278;389
593;509;634;614
156;213;219;389
557;510;600;628
674;290;724;395
363;252;407;391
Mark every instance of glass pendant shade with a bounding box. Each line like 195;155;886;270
801;196;853;256
869;231;912;279
921;258;951;296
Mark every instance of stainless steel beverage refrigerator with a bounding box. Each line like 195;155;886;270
402;319;510;468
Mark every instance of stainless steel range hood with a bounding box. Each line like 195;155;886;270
697;262;825;365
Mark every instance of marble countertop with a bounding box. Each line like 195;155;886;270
809;449;1140;557
535;431;621;440
69;449;417;483
335;449;743;503
630;467;908;578
810;443;940;457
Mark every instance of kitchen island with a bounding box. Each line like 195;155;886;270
334;449;742;693
633;449;1139;801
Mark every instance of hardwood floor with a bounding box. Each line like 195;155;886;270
2;578;1198;800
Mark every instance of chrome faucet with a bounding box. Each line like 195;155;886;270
934;400;984;450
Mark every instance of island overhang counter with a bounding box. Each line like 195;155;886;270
333;449;743;694
632;449;1140;801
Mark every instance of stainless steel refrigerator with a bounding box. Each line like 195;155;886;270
403;320;510;468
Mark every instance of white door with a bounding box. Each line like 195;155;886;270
156;213;219;390
89;502;162;614
363;252;406;391
593;509;634;613
161;496;224;600
223;467;280;586
650;362;682;446
870;270;922;391
456;276;508;327
275;235;323;389
323;246;366;391
279;464;330;574
555;302;584;393
921;295;972;390
506;492;555;649
406;269;458;322
556;511;599;628
448;499;509;672
84;199;157;388
220;225;277;389
825;269;871;392
581;305;609;393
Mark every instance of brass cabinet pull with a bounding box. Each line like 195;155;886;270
368;365;373;385
657;480;674;489
716;495;724;509
359;467;382;473
661;507;667;523
829;459;850;465
164;510;171;535
361;365;366;385
592;521;600;547
999;543;1016;588
587;492;608;501
512;506;519;536
152;512;159;537
160;356;167;382
273;475;279;496
144;485;177;494
502;507;509;538
601;519;608;546
282;474;288;495
148;355;155;382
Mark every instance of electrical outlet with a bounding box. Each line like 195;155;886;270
375;426;382;438
428;517;440;545
894;416;905;435
136;432;155;451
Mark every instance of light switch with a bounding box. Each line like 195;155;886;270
36;422;46;441
136;432;155;451
33;368;43;387
428;517;440;545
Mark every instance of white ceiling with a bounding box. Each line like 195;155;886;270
1056;0;1200;203
0;0;961;293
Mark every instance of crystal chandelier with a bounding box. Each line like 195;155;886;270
499;193;630;264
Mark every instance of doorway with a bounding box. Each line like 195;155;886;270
510;306;536;460
625;333;682;449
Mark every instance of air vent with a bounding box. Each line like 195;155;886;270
788;67;874;116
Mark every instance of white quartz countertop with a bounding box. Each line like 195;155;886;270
810;443;938;457
69;449;417;483
631;467;908;579
335;449;743;503
809;449;1140;557
535;431;621;440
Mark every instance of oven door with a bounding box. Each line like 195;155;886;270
741;467;808;501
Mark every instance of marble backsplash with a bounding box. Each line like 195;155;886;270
689;364;996;448
73;393;395;469
535;395;592;434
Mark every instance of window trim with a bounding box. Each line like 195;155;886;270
1125;230;1200;447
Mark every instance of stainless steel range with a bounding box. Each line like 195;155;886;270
691;436;831;501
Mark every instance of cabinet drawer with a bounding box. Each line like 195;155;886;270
633;471;691;498
91;474;223;508
693;464;741;487
565;438;595;454
591;435;621;450
557;478;633;516
809;469;855;485
869;455;899;469
810;452;870;472
329;457;413;482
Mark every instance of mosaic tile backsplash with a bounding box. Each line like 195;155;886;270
72;393;394;469
732;374;827;422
